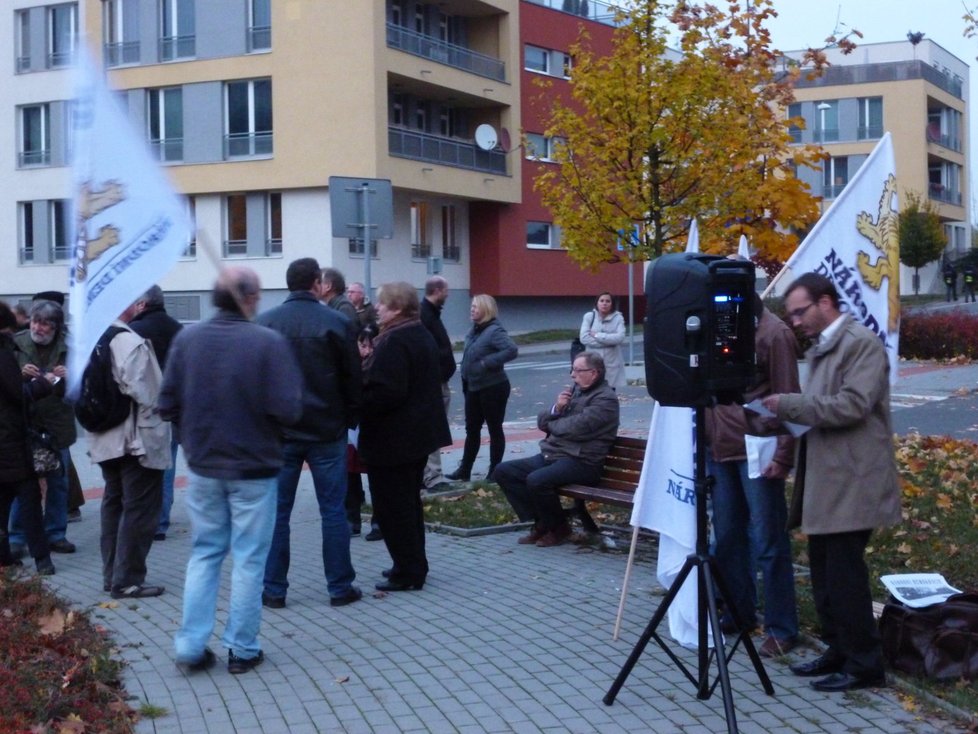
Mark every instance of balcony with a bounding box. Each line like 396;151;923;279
386;23;505;82
857;125;883;140
524;0;623;27
104;41;140;67
926;125;961;152
149;138;183;163
388;126;506;174
248;25;271;52
160;35;195;61
929;183;962;205
18;149;51;167
822;183;847;199
795;59;964;100
224;132;273;159
813;128;839;144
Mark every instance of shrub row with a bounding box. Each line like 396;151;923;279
899;311;978;360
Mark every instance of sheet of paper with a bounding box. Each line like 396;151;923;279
745;434;778;478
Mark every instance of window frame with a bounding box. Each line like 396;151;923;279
224;78;273;159
248;0;271;52
147;86;184;162
524;44;549;74
47;3;77;69
19;103;51;168
410;201;431;259
160;0;196;61
526;221;560;250
266;192;282;256
441;204;459;262
224;193;249;257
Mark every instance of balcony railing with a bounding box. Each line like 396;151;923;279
18;149;51;167
822;183;847;199
929;183;962;205
223;239;247;257
388;127;506;174
149;138;184;163
53;244;71;261
159;35;195;61
19;247;35;265
47;50;72;68
386;23;505;82
104;41;140;67
926;126;962;152
224;131;273;158
813;128;839;143
788;127;802;144
248;25;271;52
857;125;883;140
265;238;282;256
524;0;624;27
16;56;30;73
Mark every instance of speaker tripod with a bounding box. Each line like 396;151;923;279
603;406;775;734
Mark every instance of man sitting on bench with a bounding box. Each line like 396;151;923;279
494;352;620;547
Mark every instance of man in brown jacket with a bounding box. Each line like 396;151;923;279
764;273;901;693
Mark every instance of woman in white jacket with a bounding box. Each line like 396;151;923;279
579;292;626;390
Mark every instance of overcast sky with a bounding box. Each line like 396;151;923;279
765;0;976;217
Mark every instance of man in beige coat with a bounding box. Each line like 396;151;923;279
88;301;171;599
763;273;901;693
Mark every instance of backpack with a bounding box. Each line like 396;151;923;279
74;326;134;433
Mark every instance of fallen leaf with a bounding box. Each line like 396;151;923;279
335;675;349;683
37;609;67;636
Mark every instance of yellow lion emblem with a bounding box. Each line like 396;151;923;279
74;179;125;282
855;174;900;332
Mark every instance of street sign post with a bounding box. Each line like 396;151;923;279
329;176;394;297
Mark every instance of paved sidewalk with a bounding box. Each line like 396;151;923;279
43;433;966;734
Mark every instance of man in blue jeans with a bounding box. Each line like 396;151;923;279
257;258;363;609
161;267;303;674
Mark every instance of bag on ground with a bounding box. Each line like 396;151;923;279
879;592;978;680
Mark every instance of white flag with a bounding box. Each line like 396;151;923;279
765;133;899;381
67;51;192;396
685;219;699;253
630;402;711;648
737;234;751;260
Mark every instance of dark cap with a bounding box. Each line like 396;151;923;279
32;290;65;306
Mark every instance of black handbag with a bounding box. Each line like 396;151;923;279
28;428;61;474
570;337;585;364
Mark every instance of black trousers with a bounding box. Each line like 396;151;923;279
99;455;163;590
494;454;601;531
808;530;885;676
0;478;49;563
459;380;511;473
368;459;428;584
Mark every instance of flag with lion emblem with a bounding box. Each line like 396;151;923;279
67;51;192;397
765;133;899;382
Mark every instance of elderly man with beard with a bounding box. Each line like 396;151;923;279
9;297;77;557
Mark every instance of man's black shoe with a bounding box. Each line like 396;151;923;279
153;533;166;541
810;671;885;692
111;584;164;599
364;527;383;542
228;650;264;674
49;539;76;554
329;587;363;607
790;653;846;677
178;648;216;674
262;593;286;609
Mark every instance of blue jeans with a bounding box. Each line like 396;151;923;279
494;454;601;531
9;447;70;545
709;458;798;642
263;438;355;601
157;439;179;535
174;472;276;663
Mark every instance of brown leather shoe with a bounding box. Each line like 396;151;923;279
535;523;572;547
517;525;545;545
758;635;798;658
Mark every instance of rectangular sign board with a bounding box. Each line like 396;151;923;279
328;176;394;240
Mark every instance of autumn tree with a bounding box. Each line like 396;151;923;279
899;191;947;295
534;0;853;269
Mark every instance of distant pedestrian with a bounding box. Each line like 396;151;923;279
446;295;518;482
579;292;626;390
420;276;456;492
347;281;378;333
963;265;976;303
359;282;451;592
162;267;302;675
257;258;363;610
320;267;357;329
943;262;957;302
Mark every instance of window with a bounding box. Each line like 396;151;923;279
390;0;402;26
148;87;183;162
47;4;76;68
248;0;271;51
225;194;248;256
15;10;31;73
524;133;565;162
410;202;430;258
391;94;405;126
225;79;273;158
18;200;71;264
524;45;548;73
19;105;50;167
348;238;378;257
822;156;848;199
441;205;459;261
266;193;282;255
815;100;838;143
786;102;803;143
857;97;882;140
527;221;561;249
104;0;139;66
414;104;427;133
160;0;195;60
184;196;196;257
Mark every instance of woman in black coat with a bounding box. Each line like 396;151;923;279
0;302;56;573
359;282;451;591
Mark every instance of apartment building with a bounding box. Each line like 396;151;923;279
786;39;970;294
2;0;632;334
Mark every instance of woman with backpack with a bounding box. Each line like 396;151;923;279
579;292;626;390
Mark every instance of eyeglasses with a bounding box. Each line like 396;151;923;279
787;302;816;320
571;367;596;374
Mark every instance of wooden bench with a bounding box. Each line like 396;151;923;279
556;435;646;533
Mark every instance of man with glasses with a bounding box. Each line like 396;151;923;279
763;272;900;693
494;352;619;547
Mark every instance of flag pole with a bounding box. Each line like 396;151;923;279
613;525;642;641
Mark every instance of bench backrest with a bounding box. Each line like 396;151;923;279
598;436;646;496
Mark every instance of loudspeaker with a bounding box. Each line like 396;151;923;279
644;253;755;407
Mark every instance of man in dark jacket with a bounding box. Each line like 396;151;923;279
130;285;182;540
320;267;357;329
494;352;620;547
420;276;456;492
257;258;363;609
161;266;303;675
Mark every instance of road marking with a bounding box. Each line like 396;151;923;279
891;394;948;409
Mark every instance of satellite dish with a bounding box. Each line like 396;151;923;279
498;127;511;153
474;124;498;151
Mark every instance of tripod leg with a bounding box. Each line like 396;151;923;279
603;555;697;706
702;561;739;733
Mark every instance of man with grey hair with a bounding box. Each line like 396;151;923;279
494;352;620;547
420;276;455;493
130;285;183;540
319;267;357;327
